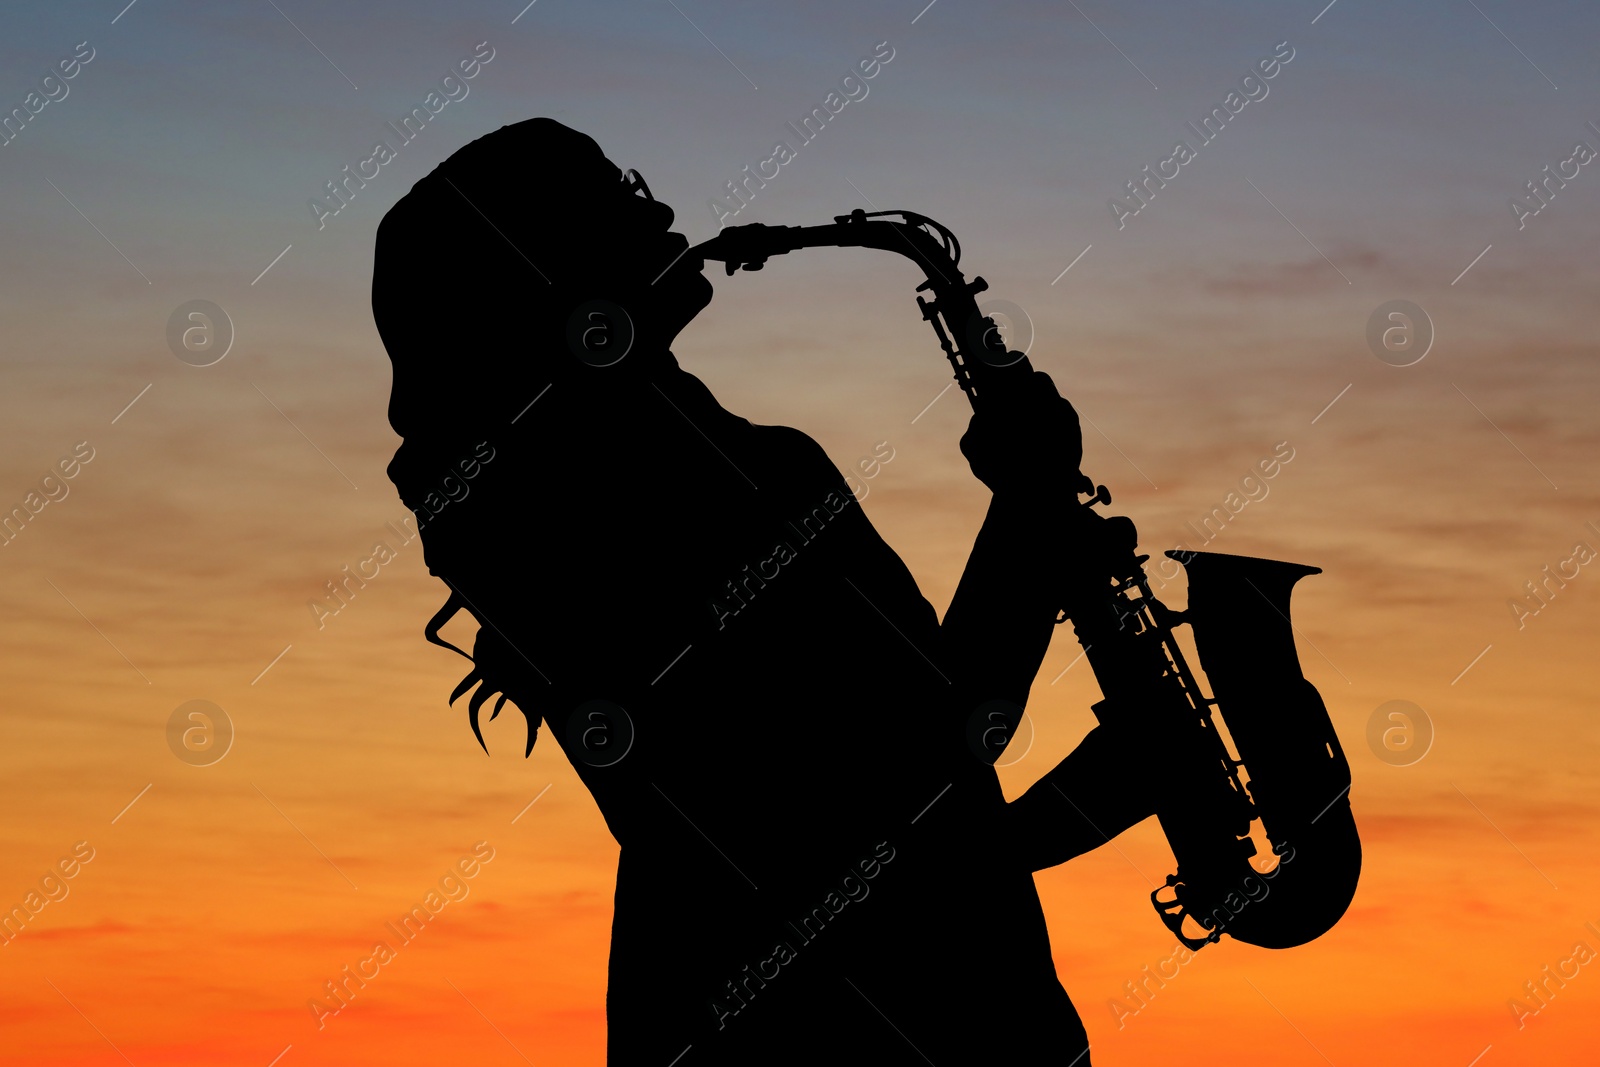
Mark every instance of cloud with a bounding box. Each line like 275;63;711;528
1196;248;1387;297
19;919;136;941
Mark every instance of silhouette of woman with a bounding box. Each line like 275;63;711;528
373;118;1151;1065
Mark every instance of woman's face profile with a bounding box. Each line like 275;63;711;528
581;160;713;356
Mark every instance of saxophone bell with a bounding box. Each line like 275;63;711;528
1153;550;1361;950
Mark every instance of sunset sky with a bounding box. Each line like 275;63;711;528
3;0;1598;1064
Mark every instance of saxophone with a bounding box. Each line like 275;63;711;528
691;210;1361;951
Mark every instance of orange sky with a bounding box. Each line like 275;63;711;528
4;1;1600;1064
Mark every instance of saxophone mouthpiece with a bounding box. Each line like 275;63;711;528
691;223;799;276
688;233;741;275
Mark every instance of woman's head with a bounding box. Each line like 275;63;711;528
372;119;717;750
374;117;711;458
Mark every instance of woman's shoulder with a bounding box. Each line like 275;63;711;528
748;421;827;459
743;422;851;497
665;368;846;494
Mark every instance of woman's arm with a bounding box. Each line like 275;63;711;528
939;370;1087;705
938;372;1162;868
940;491;1076;706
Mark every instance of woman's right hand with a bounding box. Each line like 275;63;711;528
958;371;1092;499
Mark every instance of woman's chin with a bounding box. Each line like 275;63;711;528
680;268;714;308
662;270;714;329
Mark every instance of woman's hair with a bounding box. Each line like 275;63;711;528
375;117;621;460
373;117;623;755
422;591;529;755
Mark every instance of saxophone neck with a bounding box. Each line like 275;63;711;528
693;209;1036;408
691;209;953;281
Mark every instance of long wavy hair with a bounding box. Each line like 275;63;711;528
372;118;632;756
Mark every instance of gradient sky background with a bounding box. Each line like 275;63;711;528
2;1;1598;1064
